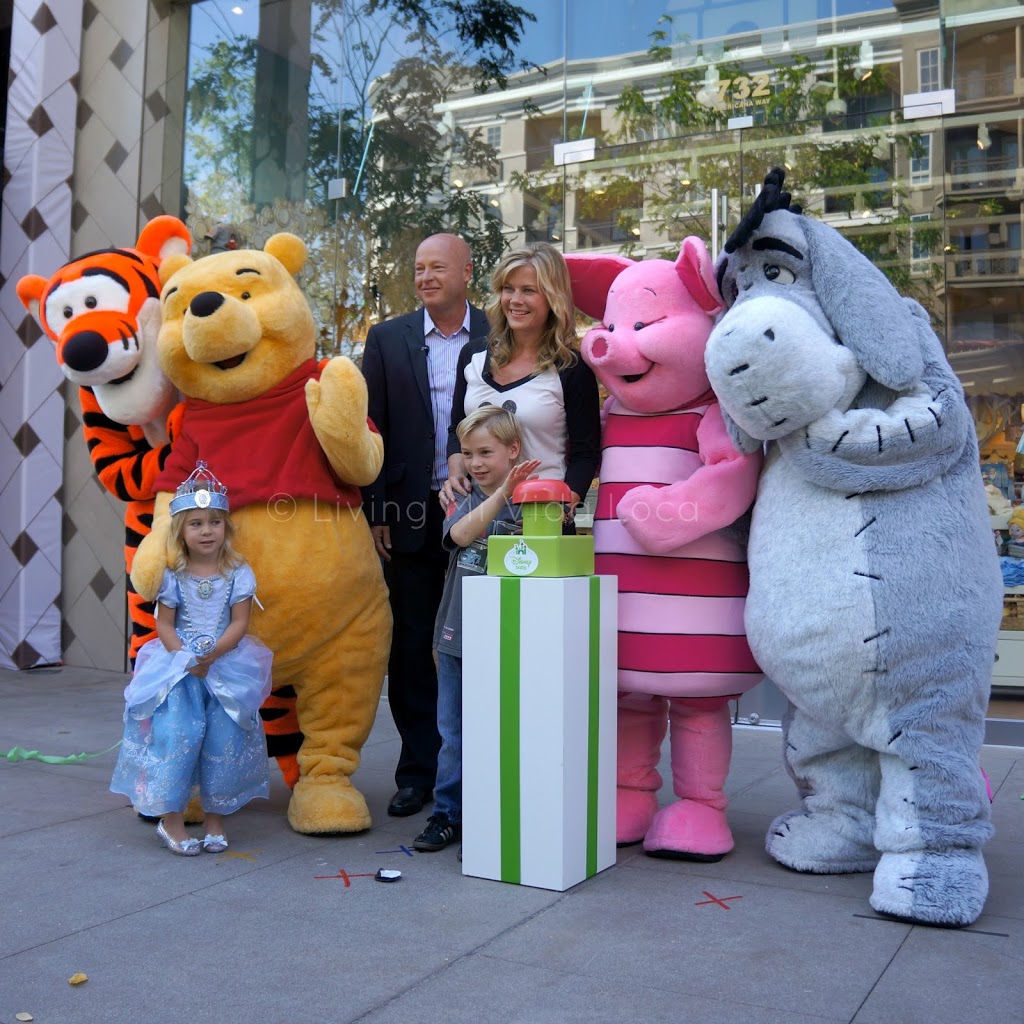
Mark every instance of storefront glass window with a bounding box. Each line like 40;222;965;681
180;0;1024;713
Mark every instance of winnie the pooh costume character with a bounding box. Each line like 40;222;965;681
130;232;391;834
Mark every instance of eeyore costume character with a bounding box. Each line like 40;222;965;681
704;168;1002;927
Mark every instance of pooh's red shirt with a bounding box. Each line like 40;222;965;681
155;358;372;509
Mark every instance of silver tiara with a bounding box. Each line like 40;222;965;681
169;461;229;516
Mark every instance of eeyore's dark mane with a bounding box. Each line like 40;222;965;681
717;167;803;295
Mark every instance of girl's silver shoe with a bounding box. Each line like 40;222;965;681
202;833;229;853
157;820;201;856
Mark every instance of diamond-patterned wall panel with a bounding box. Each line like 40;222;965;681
0;0;84;669
62;418;127;670
4;0;183;670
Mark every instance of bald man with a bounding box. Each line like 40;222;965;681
361;234;490;817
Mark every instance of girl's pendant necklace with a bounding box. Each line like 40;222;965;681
179;567;231;655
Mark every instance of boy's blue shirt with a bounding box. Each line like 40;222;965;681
432;481;521;657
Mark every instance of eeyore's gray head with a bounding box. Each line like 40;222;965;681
705;167;927;453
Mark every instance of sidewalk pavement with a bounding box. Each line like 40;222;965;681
1;665;1022;1024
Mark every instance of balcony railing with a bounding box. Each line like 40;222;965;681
450;160;502;187
949;154;1018;191
947;250;1022;278
953;69;1016;102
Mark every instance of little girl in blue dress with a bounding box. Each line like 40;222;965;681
110;462;273;856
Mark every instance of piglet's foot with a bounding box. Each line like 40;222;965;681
766;809;879;873
870;848;988;928
616;787;658;846
287;774;372;835
642;799;734;862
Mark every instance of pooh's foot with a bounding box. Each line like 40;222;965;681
642;800;734;862
287;775;372;835
183;795;205;826
616;787;658;846
766;809;879;874
870;849;988;928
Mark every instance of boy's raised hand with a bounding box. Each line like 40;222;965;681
502;459;543;499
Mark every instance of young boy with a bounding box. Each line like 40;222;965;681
413;406;541;853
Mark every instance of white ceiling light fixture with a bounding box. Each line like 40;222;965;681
825;93;847;116
855;40;874;80
977;123;992;150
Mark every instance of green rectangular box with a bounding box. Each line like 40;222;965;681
488;534;594;577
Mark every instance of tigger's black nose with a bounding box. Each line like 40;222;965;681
62;331;109;372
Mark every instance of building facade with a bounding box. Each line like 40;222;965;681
2;0;1023;730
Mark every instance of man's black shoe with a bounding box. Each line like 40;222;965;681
387;787;431;817
413;813;460;852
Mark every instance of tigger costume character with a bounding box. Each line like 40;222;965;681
131;232;391;834
17;218;303;787
17;217;189;663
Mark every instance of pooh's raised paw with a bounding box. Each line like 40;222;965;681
306;356;367;428
287;775;372;835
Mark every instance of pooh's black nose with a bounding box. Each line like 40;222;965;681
189;291;224;318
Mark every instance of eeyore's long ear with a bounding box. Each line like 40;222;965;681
800;217;924;391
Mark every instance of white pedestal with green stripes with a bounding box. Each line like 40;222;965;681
461;574;617;891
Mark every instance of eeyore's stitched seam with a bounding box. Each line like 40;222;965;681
854;516;877;536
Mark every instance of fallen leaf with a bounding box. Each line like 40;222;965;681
68;973;88;986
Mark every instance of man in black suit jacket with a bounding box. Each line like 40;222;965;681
361;234;490;817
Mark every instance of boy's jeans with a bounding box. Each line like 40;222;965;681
434;651;462;822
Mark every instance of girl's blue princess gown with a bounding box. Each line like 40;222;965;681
110;565;272;817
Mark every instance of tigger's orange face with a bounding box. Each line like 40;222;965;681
31;250;160;383
17;216;191;428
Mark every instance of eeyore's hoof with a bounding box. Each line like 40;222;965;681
766;809;879;873
642;799;734;861
870;849;988;928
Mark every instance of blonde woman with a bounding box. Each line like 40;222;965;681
440;242;600;517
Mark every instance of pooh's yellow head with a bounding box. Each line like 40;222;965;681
157;233;315;403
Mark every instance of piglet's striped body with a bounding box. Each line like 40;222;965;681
567;238;761;861
594;402;759;699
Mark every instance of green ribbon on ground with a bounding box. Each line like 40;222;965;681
2;740;121;764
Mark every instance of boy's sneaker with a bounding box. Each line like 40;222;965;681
413;813;460;852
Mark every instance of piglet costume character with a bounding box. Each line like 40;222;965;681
566;238;762;860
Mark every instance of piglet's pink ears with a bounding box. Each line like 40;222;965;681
564;252;634;321
675;236;723;315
